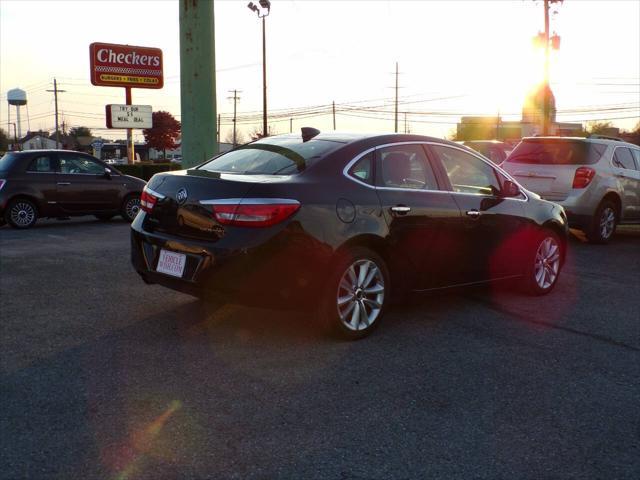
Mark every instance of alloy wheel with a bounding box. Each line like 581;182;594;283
534;236;560;290
336;259;385;331
125;197;141;221
599;207;615;240
10;202;36;227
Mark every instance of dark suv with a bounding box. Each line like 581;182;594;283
0;150;146;228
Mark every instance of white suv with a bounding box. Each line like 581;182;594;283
502;136;640;243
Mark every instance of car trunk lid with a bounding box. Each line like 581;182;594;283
143;169;277;241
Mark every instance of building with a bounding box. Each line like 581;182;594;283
456;83;583;143
20;132;57;150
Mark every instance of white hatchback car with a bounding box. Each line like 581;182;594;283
502;136;640;243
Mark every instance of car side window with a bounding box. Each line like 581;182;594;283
59;154;104;175
631;149;640;171
27;155;55;172
613;148;637;170
348;152;374;185
431;145;501;195
377;144;437;190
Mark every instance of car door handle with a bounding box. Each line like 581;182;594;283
390;205;411;215
466;209;481;218
57;182;71;186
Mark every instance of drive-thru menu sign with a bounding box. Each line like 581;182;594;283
89;42;163;89
106;105;153;129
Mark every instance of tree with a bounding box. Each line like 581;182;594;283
622;121;640;146
69;126;92;138
223;128;246;146
585;121;615;136
143;111;181;159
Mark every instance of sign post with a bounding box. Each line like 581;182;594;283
89;42;164;164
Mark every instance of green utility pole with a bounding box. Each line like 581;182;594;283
179;0;218;168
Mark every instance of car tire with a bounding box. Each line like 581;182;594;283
5;198;38;229
95;214;115;221
319;247;390;340
520;229;562;296
585;200;617;244
121;194;141;223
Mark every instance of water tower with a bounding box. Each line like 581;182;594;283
7;88;27;140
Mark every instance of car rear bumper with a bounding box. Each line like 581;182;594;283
130;218;332;310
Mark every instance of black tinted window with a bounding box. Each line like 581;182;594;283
348;152;373;185
28;156;55;172
378;145;437;190
59;154;104;174
507;140;606;165
199;137;342;175
613;148;636;170
432;145;501;195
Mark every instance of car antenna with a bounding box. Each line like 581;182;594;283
301;127;320;142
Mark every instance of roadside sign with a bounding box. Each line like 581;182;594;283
106;104;153;129
89;42;163;89
91;139;104;148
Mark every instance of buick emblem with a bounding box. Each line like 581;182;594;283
176;188;188;205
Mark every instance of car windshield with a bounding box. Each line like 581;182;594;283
0;152;19;171
198;137;342;175
507;140;606;165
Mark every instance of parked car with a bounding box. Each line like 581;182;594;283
459;140;512;164
502;136;640;243
131;129;568;339
0;150;146;229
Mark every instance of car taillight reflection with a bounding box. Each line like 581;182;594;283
140;187;165;213
204;199;300;227
572;167;595;189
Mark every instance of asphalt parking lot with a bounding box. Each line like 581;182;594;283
1;218;639;479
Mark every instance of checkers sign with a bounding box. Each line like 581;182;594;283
89;42;163;89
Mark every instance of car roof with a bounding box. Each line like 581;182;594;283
267;131;459;147
522;136;638;148
8;149;89;155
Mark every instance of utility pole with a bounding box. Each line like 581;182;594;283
262;15;268;137
227;89;241;147
404;112;407;134
217;113;221;143
543;0;550;136
46;78;66;149
289;117;292;133
179;0;218;168
394;62;399;133
332;101;336;130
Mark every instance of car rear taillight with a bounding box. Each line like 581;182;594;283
205;199;300;227
140;186;165;213
572;167;595;189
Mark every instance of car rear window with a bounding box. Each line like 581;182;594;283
0;153;19;171
506;140;607;165
198;137;343;175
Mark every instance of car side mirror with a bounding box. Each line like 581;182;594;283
104;167;112;178
501;179;520;198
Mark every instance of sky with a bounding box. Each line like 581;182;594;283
1;0;639;142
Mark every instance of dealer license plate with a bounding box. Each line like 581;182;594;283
156;249;186;278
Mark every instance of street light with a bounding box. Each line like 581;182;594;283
247;1;271;138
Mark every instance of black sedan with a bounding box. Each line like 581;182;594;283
131;129;568;339
0;150;145;228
